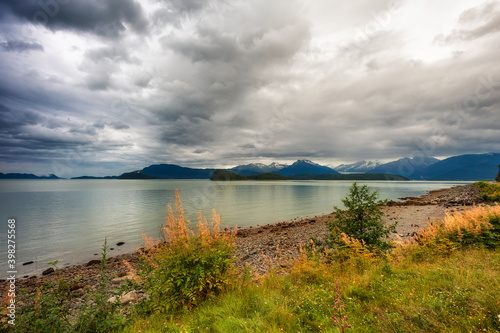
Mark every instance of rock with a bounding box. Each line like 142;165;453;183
85;260;101;267
116;242;125;246
23;261;34;266
111;275;134;284
42;268;55;276
108;291;138;305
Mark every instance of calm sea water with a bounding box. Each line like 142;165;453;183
0;179;471;278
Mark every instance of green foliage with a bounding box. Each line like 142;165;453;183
8;281;72;333
327;182;397;251
47;260;60;270
406;204;500;262
5;239;128;333
139;239;235;314
72;239;129;332
476;181;500;202
137;190;236;314
124;249;500;333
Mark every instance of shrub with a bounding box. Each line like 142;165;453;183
137;189;236;313
407;204;500;256
72;239;129;332
476;181;500;202
327;182;396;251
3;239;127;333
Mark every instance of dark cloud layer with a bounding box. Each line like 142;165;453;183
0;0;499;177
0;0;148;38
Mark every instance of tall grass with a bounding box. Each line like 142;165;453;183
403;204;500;257
135;189;237;314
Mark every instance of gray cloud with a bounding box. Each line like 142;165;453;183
0;39;44;52
0;0;148;38
435;2;500;43
0;0;499;177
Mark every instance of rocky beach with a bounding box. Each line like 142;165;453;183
1;184;484;312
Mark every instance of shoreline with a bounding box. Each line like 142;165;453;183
0;184;483;307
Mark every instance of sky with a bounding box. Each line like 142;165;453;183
0;0;499;178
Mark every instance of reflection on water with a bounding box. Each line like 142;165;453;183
0;179;470;277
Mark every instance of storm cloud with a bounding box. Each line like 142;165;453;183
0;0;499;177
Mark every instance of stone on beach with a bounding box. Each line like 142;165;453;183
107;291;139;305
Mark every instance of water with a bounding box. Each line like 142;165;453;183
0;179;470;278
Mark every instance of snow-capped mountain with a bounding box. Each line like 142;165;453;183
230;162;288;176
367;156;440;178
334;160;382;173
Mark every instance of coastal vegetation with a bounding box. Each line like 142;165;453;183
326;182;397;251
123;198;500;332
2;186;499;332
210;169;288;181
210;169;408;181
135;190;236;313
476;181;500;202
289;173;408;181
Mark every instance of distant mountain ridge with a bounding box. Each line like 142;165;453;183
366;153;500;180
273;160;339;177
0;173;61;179
139;164;215;179
418;153;500;181
334;160;382;173
229;162;288;176
367;156;440;178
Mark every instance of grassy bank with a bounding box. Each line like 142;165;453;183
476;181;500;202
124;203;500;333
125;248;500;333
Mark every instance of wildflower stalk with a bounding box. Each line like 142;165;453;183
332;281;351;333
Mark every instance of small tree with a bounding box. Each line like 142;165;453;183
496;164;500;182
327;182;396;251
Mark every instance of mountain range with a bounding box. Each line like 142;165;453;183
2;153;499;181
0;173;61;179
334;160;383;173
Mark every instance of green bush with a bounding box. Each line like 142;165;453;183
3;239;128;333
137;190;236;313
6;281;72;333
327;182;396;251
475;181;500;202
